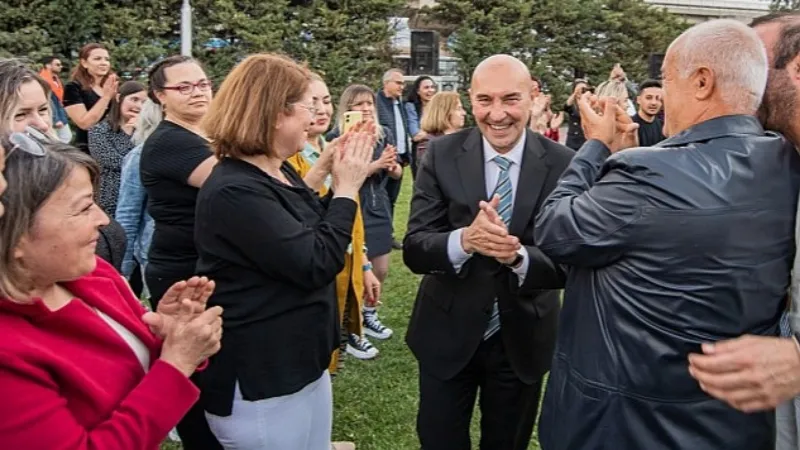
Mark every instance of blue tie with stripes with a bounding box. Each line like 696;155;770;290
484;156;512;340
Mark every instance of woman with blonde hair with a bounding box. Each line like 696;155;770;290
416;91;466;163
286;73;381;364
596;79;631;112
329;84;401;344
196;53;374;449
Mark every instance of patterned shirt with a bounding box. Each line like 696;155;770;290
88;120;135;215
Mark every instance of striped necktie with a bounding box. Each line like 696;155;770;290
484;156;512;340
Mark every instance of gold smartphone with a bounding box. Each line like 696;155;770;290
343;111;363;134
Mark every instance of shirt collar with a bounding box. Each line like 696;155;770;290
482;132;526;167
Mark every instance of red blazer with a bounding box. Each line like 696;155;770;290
0;257;199;450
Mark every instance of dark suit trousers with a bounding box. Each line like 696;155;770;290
147;272;223;450
417;332;543;450
386;151;412;220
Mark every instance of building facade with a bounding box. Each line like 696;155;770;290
643;0;771;23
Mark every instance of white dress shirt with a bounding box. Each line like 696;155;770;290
393;99;408;155
446;133;530;284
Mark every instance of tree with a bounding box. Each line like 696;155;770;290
430;0;689;107
285;0;405;98
772;0;800;10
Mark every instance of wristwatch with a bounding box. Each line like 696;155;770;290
504;252;524;269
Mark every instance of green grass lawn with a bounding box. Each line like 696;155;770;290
162;173;544;450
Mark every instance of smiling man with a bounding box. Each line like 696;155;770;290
632;79;666;146
402;54;573;450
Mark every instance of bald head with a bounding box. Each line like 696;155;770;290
469;54;533;153
471;55;531;91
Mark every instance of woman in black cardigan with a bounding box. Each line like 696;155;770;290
194;54;373;449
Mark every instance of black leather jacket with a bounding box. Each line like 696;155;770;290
534;115;800;450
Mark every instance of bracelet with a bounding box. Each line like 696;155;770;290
363;262;373;272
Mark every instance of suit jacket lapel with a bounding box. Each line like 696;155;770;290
456;129;488;218
510;130;550;237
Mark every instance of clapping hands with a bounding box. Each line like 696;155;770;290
577;92;638;153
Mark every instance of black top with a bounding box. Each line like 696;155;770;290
632;113;666;147
140;121;212;277
95;218;127;272
63;81;108;149
195;158;357;416
564;103;586;150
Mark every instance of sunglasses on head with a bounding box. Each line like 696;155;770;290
6;127;50;158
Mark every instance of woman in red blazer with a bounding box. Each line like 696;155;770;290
0;131;223;450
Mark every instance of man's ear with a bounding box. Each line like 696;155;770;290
787;53;800;88
692;66;714;102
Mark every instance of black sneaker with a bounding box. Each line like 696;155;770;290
363;309;393;340
346;334;379;360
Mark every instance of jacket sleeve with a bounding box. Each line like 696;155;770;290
534;140;646;267
405;103;420;137
403;140;461;276
0;356;198;450
115;150;145;278
211;184;356;290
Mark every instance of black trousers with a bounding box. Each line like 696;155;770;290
147;269;223;450
417;333;543;450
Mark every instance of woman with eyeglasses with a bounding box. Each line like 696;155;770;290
64;43;118;151
0;58;128;272
88;81;147;215
139;55;221;450
196;53;373;450
0;132;223;449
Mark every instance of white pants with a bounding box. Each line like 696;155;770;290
206;371;333;450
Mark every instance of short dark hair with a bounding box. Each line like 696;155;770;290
774;23;800;70
750;11;800;28
638;79;662;93
750;11;800;70
41;56;60;66
147;55;198;104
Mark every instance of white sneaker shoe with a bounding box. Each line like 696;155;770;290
346;334;379;360
363;309;393;340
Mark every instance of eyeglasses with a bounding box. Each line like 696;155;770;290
7;127;50;157
161;80;214;96
292;103;318;116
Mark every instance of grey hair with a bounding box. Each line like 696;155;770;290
0;58;53;134
668;19;768;113
0;138;99;301
382;68;404;83
132;99;164;146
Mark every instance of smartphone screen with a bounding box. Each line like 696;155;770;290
343;111;363;134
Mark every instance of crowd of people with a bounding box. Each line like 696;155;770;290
1;10;800;450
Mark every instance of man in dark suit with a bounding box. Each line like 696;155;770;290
403;54;574;450
377;68;411;249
